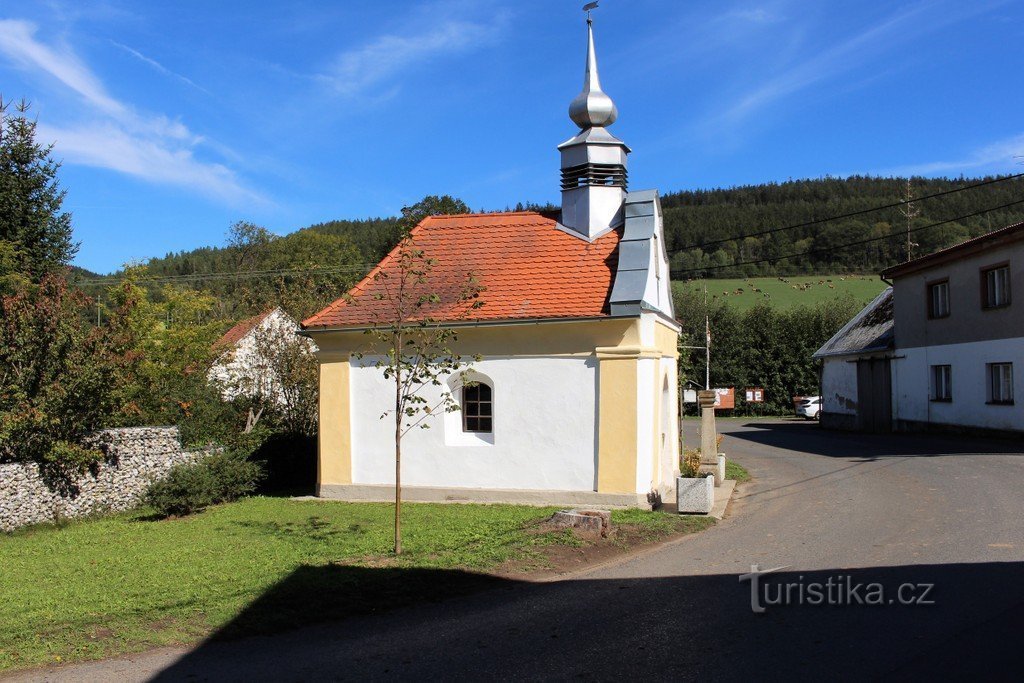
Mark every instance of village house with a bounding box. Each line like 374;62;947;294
209;306;312;405
816;220;1024;435
301;18;681;508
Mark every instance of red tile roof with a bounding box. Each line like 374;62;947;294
302;212;621;329
214;308;276;350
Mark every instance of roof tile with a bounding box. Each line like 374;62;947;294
302;212;621;328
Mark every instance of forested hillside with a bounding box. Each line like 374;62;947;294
662;175;1024;278
83;174;1024;320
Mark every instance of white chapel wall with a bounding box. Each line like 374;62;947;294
348;355;599;491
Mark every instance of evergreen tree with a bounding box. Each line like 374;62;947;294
0;98;77;281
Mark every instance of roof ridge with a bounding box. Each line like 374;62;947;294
422;210;545;220
882;220;1024;278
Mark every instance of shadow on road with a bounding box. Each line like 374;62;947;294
151;560;1024;680
724;421;1024;460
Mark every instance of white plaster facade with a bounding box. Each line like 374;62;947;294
349;355;599;491
208;307;315;404
821;358;858;418
331;309;681;503
892;337;1024;432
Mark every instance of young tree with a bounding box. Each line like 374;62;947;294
217;315;319;437
358;234;483;555
0;98;77;280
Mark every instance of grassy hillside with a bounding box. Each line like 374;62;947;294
673;275;886;313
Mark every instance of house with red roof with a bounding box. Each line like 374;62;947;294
209;307;313;405
302;17;680;507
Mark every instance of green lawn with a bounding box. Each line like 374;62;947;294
0;497;711;671
674;275;886;312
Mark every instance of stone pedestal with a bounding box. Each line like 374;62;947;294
696;389;720;485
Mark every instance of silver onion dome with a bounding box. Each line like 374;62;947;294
568;18;618;129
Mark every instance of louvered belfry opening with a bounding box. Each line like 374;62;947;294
560;162;628;190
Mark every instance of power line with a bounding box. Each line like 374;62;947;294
73;264;375;286
667;172;1024;254
670;197;1024;279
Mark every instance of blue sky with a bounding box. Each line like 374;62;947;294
1;0;1022;274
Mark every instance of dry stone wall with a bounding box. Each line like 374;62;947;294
0;427;201;532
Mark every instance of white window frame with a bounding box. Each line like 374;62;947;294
928;280;950;318
930;364;952;402
987;363;1014;404
983;265;1011;309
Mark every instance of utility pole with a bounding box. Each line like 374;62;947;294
898;178;920;261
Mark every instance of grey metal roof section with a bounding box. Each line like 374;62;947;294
812;287;894;359
608;189;672;317
558;125;631;152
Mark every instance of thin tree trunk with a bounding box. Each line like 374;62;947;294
394;333;403;556
394;379;402;555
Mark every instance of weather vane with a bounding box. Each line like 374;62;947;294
583;1;599;21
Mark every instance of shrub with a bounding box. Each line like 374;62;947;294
680;448;702;478
145;450;263;517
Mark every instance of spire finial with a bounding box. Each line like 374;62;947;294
569;5;618;129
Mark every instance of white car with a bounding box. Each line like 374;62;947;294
796;396;822;420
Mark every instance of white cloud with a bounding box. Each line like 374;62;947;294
38;122;264;205
110;40;210;94
875;133;1024;177
0;19;124;116
0;19;261;206
323;17;502;97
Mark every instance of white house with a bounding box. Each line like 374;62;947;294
301;17;681;508
209;307;314;405
883;221;1024;434
816;220;1024;435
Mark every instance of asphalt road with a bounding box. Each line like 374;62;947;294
11;419;1024;682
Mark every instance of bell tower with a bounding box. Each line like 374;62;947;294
559;15;630;239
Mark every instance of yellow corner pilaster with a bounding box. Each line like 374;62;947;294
654;319;680;359
596;351;639;494
318;355;352;487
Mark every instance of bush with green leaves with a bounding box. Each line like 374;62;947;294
675;291;860;414
144;449;264;517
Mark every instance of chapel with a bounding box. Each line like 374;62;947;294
302;16;680;507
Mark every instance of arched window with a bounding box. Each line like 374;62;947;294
462;382;493;433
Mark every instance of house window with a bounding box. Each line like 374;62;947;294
930;365;952;401
462;382;493;432
928;280;950;318
987;363;1014;404
982;265;1010;309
